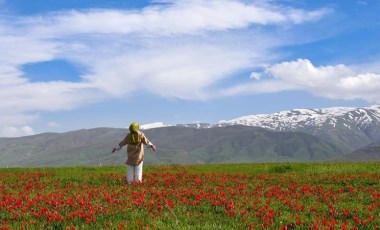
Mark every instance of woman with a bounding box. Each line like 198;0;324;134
112;122;156;184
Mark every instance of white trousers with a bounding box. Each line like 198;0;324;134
126;161;143;184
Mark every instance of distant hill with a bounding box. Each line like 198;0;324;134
334;146;380;162
334;136;380;162
0;128;126;167
145;126;345;164
0;126;345;167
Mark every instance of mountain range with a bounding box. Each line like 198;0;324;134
143;105;380;153
1;105;380;167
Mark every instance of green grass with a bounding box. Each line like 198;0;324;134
2;161;379;176
1;162;379;229
144;161;380;175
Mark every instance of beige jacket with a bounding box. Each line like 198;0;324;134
119;131;151;166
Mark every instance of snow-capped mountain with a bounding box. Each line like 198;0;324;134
219;105;380;132
143;105;380;132
140;122;215;130
142;105;380;152
140;122;168;130
222;105;380;151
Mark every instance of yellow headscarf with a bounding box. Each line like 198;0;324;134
128;122;141;144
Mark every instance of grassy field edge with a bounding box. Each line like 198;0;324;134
1;161;379;175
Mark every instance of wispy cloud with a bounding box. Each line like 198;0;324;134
0;0;333;136
17;1;329;36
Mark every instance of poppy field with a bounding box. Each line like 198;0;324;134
1;162;379;229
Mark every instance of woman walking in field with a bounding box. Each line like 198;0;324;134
112;122;156;184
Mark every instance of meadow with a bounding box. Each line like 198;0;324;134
1;162;379;229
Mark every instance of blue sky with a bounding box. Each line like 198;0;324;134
0;0;379;137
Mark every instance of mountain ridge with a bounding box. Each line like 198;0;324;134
1;105;380;167
0;126;348;167
142;105;380;152
142;105;380;132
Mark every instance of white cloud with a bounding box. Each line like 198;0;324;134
0;35;58;66
265;59;380;103
85;43;255;99
0;126;35;137
0;0;332;136
20;1;328;36
268;59;355;88
211;59;380;102
250;72;262;80
0;81;100;112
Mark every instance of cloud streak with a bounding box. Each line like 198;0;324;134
18;1;329;36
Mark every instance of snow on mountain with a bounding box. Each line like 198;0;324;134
140;122;169;130
141;122;217;130
176;123;216;129
218;105;380;132
138;105;380;155
141;105;380;135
